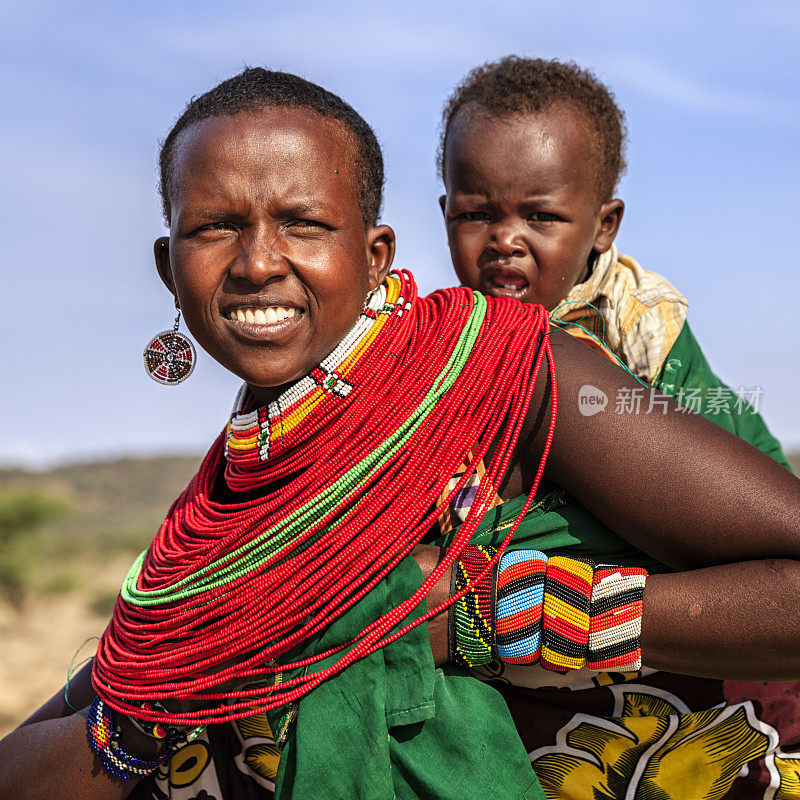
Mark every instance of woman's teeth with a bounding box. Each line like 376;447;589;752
229;307;299;324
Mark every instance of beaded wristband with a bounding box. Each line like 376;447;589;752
87;696;161;780
587;566;647;671
540;557;594;671
495;549;547;664
451;545;497;667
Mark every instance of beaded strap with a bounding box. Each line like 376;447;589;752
87;696;160;780
451;545;498;667
125;700;170;740
540;557;594;671
587;566;647;671
495;549;547;664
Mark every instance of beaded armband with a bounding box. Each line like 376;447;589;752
451;545;498;667
495;549;547;664
587;566;647;671
87;696;161;780
540;557;595;671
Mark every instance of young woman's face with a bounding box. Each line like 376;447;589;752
441;104;622;311
155;108;393;404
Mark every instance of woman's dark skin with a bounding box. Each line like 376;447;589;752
3;106;799;800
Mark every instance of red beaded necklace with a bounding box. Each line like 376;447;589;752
93;271;557;724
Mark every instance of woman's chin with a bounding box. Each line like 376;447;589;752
244;375;306;406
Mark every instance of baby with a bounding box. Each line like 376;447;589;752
439;56;789;467
437;56;796;800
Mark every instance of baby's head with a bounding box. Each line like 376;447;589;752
439;56;627;310
154;68;395;402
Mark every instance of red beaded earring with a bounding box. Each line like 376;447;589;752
143;308;196;385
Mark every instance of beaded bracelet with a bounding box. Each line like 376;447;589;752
87;696;161;780
540;557;595;671
495;549;547;664
447;549;647;674
451;545;498;667
587;565;647;671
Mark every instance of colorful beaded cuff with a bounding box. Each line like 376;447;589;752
587;566;647;671
495;549;547;664
452;545;498;667
87;696;160;780
540;556;594;671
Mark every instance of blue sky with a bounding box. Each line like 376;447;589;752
1;0;798;466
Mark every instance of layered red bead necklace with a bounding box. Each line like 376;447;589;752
93;271;557;725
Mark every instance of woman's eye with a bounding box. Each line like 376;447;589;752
197;221;237;233
456;211;490;222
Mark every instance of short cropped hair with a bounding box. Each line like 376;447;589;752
159;67;384;226
439;56;627;200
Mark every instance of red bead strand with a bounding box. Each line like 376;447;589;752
93;272;557;725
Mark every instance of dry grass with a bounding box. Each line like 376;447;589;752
0;455;200;736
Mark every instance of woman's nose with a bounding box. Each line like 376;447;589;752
229;228;289;285
487;220;527;258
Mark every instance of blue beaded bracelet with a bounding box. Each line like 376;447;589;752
87;696;161;780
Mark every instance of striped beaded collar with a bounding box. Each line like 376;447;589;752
225;276;407;465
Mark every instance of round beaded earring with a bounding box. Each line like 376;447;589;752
143;311;196;385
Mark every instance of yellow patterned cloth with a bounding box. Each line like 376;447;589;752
553;244;688;382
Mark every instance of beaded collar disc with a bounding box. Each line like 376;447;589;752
93;271;557;725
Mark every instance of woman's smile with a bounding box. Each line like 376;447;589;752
222;302;305;343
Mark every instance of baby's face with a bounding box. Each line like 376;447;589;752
156;107;392;403
441;104;618;311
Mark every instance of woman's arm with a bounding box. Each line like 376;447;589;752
528;328;800;569
414;336;800;679
0;660;158;800
641;560;800;679
414;546;800;680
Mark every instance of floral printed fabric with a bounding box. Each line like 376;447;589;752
491;665;800;800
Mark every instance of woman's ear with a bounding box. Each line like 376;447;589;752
593;199;624;254
154;237;176;297
366;224;396;289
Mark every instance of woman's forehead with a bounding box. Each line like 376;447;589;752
170;108;361;205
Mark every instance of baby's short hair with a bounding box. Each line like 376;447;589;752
159;67;384;226
439;56;627;201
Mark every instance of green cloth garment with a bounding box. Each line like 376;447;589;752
273;555;544;800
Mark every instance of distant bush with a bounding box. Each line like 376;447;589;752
0;491;68;607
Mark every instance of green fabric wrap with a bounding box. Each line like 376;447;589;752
272;555;544;800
